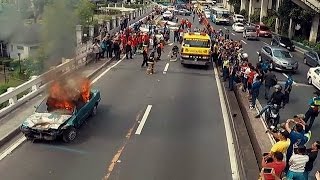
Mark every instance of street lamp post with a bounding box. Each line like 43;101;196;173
17;52;21;74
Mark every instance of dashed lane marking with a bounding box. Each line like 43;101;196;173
135;105;153;135
224;27;227;30
163;63;170;74
231;33;235;36
261;41;269;45
241;40;247;44
103;109;143;180
168;43;174;46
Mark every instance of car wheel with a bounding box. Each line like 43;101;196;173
303;58;307;65
63;127;77;143
90;105;98;117
308;77;312;85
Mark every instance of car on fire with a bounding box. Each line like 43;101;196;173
20;79;101;143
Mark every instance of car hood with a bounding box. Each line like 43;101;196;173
23;113;72;130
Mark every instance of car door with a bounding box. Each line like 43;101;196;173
75;99;93;126
313;69;320;89
310;52;319;67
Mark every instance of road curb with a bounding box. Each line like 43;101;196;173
0;57;115;148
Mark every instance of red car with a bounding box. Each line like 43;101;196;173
256;24;272;37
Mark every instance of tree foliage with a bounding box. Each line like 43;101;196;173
75;0;96;26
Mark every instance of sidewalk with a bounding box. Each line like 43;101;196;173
0;58;113;147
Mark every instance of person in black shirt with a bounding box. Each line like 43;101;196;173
304;141;320;179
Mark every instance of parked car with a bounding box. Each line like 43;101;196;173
233;14;244;23
243;26;258;40
307;67;320;89
232;23;244;32
163;10;174;21
20;89;101;142
178;9;192;16
256;24;272;37
258;45;298;72
304;51;320;67
271;35;295;51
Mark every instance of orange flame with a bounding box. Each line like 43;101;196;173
47;76;91;111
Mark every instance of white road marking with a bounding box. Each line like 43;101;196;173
163;63;170;74
168;43;174;46
0;55;127;161
135;105;153;135
277;81;311;87
240;40;247;45
213;66;240;179
0;136;26;161
91;56;125;84
282;73;297;85
261;41;269;45
231;33;235;36
224;27;227;30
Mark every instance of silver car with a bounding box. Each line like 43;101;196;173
258;46;298;72
243;26;258;40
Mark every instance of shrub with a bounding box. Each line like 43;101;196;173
250;12;260;23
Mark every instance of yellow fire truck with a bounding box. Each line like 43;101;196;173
180;32;211;67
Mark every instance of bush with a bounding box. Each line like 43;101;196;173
262;15;276;31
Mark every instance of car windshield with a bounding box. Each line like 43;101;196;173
36;98;74;115
260;26;269;31
273;50;292;58
183;39;210;48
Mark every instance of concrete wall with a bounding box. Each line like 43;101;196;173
7;43;39;60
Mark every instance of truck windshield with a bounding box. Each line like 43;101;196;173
184;39;210;48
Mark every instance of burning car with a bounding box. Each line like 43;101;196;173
20;77;101;142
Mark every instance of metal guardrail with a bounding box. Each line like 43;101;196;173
0;5;155;119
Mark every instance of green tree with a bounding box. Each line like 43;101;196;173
228;0;241;14
75;0;95;26
42;0;76;67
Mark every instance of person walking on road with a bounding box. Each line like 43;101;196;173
303;91;320;130
284;74;294;105
264;69;277;100
250;76;262;109
141;46;148;68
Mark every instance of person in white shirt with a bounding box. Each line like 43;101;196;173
286;145;309;180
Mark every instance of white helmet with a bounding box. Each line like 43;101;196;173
242;53;248;59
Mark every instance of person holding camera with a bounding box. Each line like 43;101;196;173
285;119;308;172
286;145;309;180
261;151;286;180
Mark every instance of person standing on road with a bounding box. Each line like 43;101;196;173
92;40;101;63
304;141;320;179
284;74;294;105
250;76;262;109
228;62;237;91
113;40;121;60
303;91;320;130
125;39;133;59
225;29;230;40
141;46;148;68
264;69;277;100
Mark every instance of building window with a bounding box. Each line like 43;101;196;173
29;46;39;50
17;46;24;50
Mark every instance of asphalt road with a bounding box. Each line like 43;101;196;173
0;15;234;180
208;16;320;177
